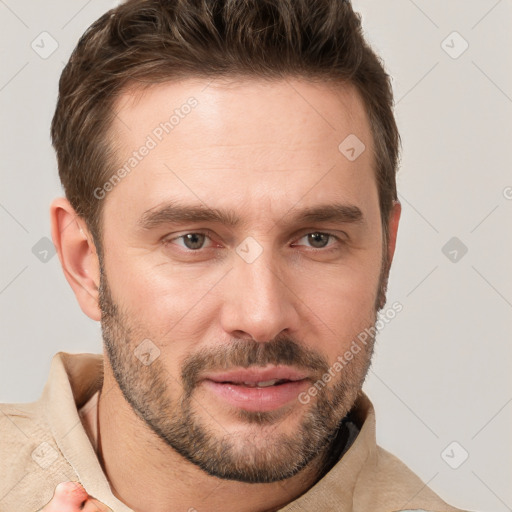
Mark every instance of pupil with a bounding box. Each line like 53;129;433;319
184;233;205;250
308;233;328;248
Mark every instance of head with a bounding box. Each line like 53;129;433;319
51;0;401;483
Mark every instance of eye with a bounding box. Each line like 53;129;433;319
164;232;213;251
163;231;343;253
294;232;340;250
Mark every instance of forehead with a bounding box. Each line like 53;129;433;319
112;76;371;152
103;77;377;229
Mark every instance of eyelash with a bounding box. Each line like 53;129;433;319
162;231;345;253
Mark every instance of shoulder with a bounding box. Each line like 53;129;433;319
0;400;77;511
354;444;473;512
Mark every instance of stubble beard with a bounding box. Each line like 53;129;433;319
97;257;388;483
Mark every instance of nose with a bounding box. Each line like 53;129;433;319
219;249;300;343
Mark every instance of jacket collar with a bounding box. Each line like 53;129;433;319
42;351;376;512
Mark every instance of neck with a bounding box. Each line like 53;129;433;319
96;369;329;512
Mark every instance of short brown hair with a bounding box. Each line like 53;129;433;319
51;0;400;257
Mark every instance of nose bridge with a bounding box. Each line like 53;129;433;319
222;243;296;341
238;250;280;306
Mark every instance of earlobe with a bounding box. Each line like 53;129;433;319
50;198;102;321
386;199;401;266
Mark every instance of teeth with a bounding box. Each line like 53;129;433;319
257;379;279;387
243;379;279;388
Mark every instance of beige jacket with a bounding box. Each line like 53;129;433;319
0;352;470;512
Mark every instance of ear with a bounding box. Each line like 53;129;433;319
50;198;101;321
386;199;401;267
375;199;402;312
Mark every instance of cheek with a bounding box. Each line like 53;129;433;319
105;253;222;346
302;249;381;308
296;259;381;357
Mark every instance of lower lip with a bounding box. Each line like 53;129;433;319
202;379;310;412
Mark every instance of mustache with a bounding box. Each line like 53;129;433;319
181;337;330;396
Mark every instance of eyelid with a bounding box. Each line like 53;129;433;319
162;230;218;249
292;231;346;249
162;230;346;254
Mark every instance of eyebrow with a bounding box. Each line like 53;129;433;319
138;200;364;231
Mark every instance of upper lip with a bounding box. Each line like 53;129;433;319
202;366;310;384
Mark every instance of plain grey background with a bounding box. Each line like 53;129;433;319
1;1;511;510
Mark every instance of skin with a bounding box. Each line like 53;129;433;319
40;481;110;511
50;77;401;512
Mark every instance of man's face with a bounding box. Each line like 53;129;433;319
98;78;387;483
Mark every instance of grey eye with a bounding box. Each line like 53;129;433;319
307;233;330;248
182;233;207;250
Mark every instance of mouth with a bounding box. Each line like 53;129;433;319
219;378;294;388
200;366;311;412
